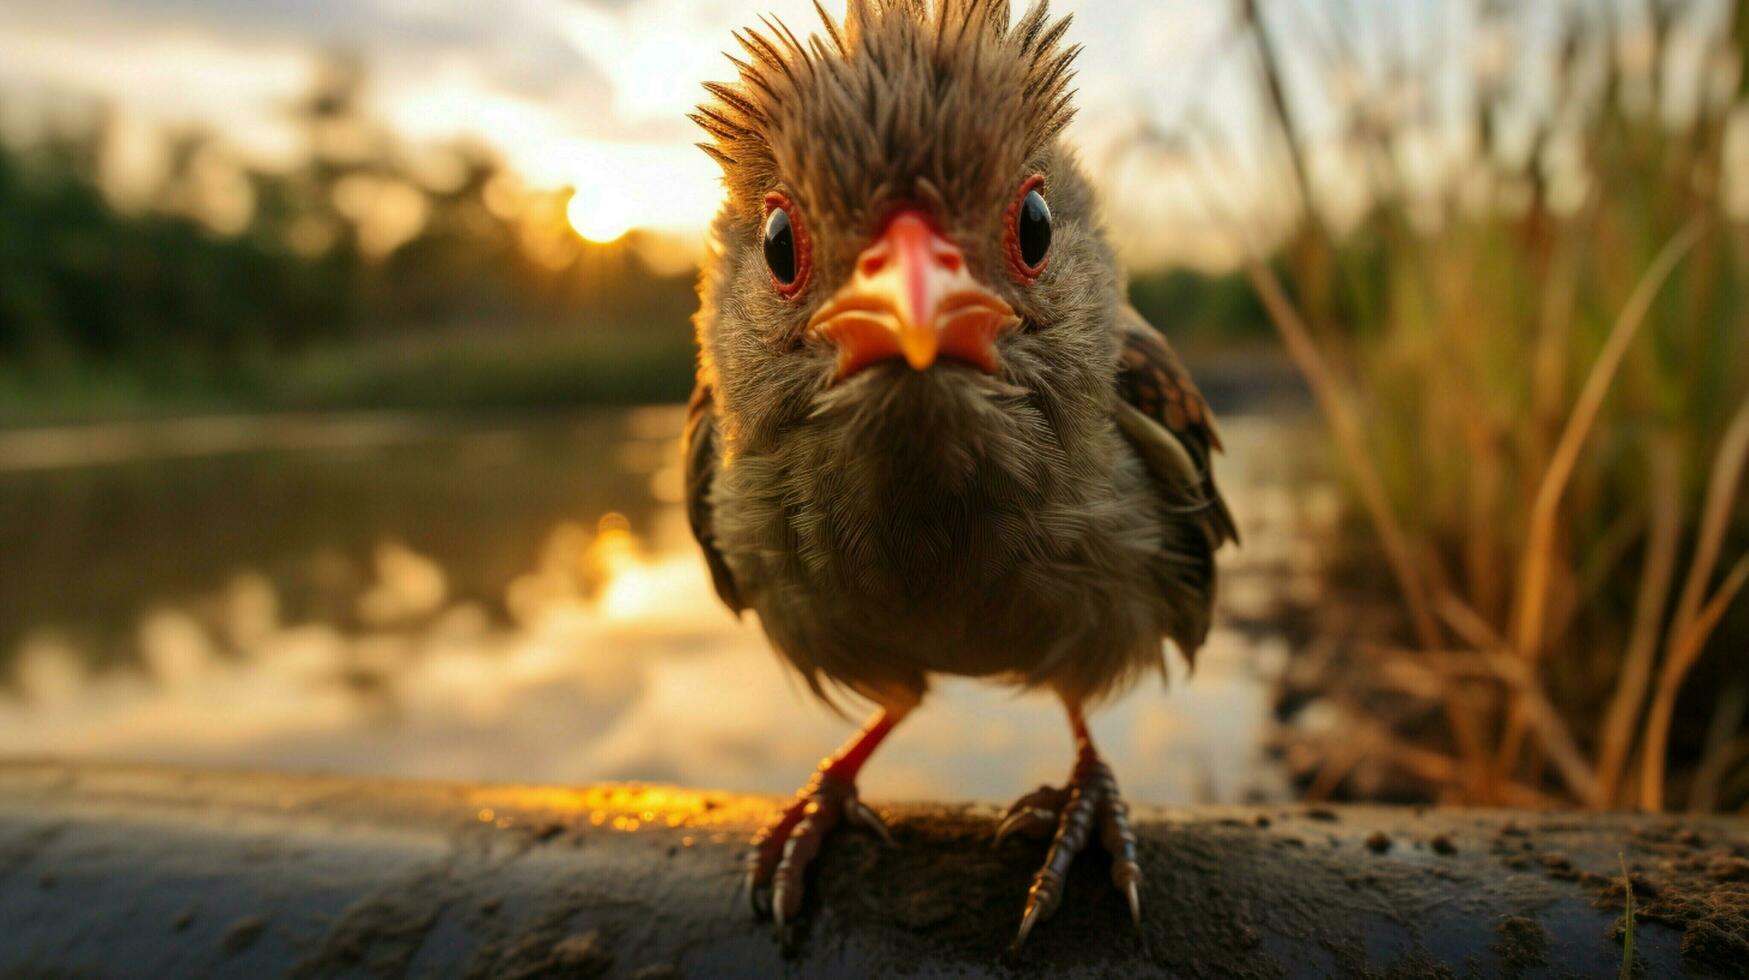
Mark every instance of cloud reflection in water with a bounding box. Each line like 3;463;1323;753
0;417;1318;806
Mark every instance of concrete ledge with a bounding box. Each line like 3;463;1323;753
0;760;1743;978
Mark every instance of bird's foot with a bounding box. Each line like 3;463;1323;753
995;752;1142;950
744;772;893;932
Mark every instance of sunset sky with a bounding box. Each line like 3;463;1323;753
1;0;1711;265
0;0;1269;262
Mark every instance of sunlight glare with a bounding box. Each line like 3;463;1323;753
566;184;638;244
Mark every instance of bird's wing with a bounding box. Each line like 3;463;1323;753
1109;305;1238;663
683;379;745;614
1110;305;1239;548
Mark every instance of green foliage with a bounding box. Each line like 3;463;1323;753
0;327;697;425
1128;266;1271;342
0;135;351;361
0;61;700;418
260;329;698;413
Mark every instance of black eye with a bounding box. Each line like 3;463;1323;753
1018;190;1051;268
762;193;812;297
1006;178;1052;282
763;206;798;286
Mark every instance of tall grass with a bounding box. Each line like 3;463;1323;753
1183;0;1749;809
1619;852;1636;978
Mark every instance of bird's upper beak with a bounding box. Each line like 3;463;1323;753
807;210;1020;381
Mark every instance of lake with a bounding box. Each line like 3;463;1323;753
0;399;1331;805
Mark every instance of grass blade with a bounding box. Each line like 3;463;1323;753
1511;216;1708;665
1619;853;1635;980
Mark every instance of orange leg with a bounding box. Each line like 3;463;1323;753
996;703;1143;949
746;708;904;929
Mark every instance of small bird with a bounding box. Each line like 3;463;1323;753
685;0;1236;946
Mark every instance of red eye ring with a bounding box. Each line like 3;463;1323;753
762;191;812;300
1004;174;1051;283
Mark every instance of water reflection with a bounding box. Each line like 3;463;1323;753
0;408;1330;805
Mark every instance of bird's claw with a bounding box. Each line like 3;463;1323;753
1002;757;1144;949
744;774;891;928
738;861;767;917
994;806;1057;847
994;785;1070;847
1010;886;1048;954
847;798;896;847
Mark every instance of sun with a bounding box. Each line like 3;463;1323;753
566;184;638;244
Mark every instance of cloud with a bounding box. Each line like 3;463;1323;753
0;494;1289;804
0;0;627;136
0;0;1271;262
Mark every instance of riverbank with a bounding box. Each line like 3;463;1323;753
0;334;1302;431
0;329;698;429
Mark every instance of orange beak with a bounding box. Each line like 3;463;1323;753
807;211;1020;381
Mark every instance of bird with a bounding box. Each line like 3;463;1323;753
684;0;1237;948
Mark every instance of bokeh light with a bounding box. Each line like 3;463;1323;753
566;183;638;244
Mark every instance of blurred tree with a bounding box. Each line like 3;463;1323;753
0;120;353;363
0;51;699;395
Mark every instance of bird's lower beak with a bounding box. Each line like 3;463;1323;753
808;211;1020;381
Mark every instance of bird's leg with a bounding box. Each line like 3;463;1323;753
746;707;905;929
997;706;1143;950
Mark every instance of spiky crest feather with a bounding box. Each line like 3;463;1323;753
694;1;1079;236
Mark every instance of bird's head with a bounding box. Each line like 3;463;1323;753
694;0;1118;454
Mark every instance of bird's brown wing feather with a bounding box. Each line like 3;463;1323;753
1112;306;1239;547
1110;306;1238;665
683;379;745;614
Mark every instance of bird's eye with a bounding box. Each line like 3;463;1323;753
762;192;811;298
764;209;796;282
1005;175;1052;282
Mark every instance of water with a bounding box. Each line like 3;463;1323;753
0;405;1333;805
